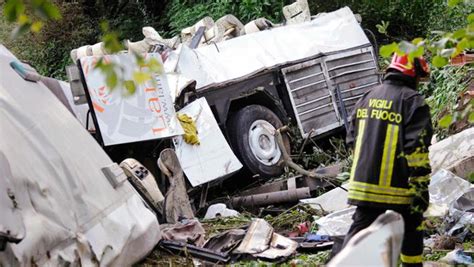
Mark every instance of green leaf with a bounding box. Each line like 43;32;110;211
379;42;398;58
432;55;448;68
3;0;25;22
412;38;424;45
147;58;163;73
30;21;43;33
438;114;453;128
412;45;424;58
42;1;61;20
448;0;462;7
452;29;466;40
124;80;136;95
469;172;474;183
105;71;118;89
456;38;469;53
133;71;151;84
31;0;61;20
468;13;474;23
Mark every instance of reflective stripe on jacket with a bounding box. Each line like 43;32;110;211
346;72;433;209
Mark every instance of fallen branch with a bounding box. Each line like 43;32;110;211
275;126;348;191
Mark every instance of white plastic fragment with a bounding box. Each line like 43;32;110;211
316;206;356;236
204;203;240;219
300;183;350;212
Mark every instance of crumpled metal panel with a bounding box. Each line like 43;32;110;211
0;51;160;266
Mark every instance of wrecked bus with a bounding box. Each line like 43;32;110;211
68;7;380;181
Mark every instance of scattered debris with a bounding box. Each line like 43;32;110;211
315;207;356;236
203;229;246;255
158;240;230;264
204;203;240;219
300;183;350;213
255;232;298;260
234;219;273;254
426;169;472;217
439;249;472;265
234;218;298;261
433;235;457;250
230;186;311;207
202;215;252;237
161;219;206;247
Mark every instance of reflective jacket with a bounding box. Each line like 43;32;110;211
346;72;433;209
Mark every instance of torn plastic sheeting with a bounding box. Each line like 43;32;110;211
234;219;273;254
173;98;242;187
452;188;474;213
0;50;160;266
300;183;350;213
328;211;404;267
445;188;474;239
425;169;472;217
316;206;356;236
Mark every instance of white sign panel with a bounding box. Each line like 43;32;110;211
173;98;242;187
80;54;183;146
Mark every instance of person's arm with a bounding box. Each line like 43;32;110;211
403;95;433;213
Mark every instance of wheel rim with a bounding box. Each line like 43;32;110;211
248;120;281;166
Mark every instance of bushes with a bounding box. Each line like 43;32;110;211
159;0;291;37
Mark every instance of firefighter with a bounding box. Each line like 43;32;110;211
342;53;433;266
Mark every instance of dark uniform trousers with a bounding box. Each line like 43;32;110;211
342;206;424;267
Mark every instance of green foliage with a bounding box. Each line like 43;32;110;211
3;0;61;38
378;1;473;67
160;0;290;37
419;65;473;135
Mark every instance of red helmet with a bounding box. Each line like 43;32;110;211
388;54;430;78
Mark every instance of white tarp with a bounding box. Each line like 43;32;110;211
0;51;160;266
173;98;242;187
170;7;369;90
80;53;183;146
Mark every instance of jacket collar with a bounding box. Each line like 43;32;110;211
383;71;417;89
